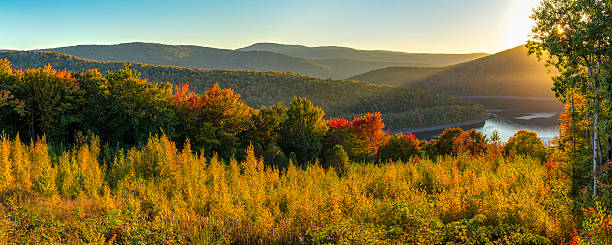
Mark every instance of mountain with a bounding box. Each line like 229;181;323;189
239;43;489;79
349;46;556;98
1;51;485;129
314;59;431;79
41;42;334;78
349;67;445;86
39;42;489;79
239;43;488;65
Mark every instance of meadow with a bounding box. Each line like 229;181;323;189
0;133;578;244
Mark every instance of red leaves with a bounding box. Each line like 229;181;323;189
351;112;386;154
452;129;486;157
329;113;386;157
173;84;204;109
330;118;350;129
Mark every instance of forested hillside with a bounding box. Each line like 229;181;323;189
239;43;488;79
239;43;488;65
41;42;334;78
349;66;445;86
1;51;485;129
350;46;556;97
39;42;488;79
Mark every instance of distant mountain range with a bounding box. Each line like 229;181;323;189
35;42;554;97
42;42;335;78
239;43;488;78
1;51;485;129
349;46;556;98
40;42;487;79
238;43;488;64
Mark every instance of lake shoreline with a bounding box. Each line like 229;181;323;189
389;115;488;135
458;96;558;101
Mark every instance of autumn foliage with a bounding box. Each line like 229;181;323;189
0;59;597;243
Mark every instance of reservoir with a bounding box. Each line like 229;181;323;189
409;97;564;144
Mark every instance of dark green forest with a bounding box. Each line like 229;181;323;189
0;51;485;130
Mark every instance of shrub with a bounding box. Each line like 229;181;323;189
504;129;548;162
453;129;487;157
379;133;422;162
437;128;464;155
324;145;349;175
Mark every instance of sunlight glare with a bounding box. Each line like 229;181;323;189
502;0;542;51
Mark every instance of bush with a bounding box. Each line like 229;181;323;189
453;129;487;156
437;128;464;155
504;129;548;162
324;145;349;175
379;133;422;162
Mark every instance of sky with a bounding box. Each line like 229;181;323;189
0;0;542;54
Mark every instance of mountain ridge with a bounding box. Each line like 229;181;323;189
41;42;335;78
38;41;489;79
349;45;556;98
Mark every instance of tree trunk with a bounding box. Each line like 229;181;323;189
592;110;599;196
572;89;576;155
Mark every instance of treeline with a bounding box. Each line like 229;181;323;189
0;51;485;129
0;58;532;167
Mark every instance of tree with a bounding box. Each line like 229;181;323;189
5;64;86;143
87;64;176;146
528;0;612;196
349;112;386;162
378;133;422;162
324;145;349;176
244;103;288;151
505;130;548;162
172;83;254;158
453;129;487;157
437;128;464;155
280;97;328;165
0;90;26;136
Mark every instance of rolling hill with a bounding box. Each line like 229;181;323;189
39;42;489;79
41;42;334;78
238;43;488;79
349;67;445;86
314;59;431;79
239;43;489;65
349;46;556;98
1;51;485;130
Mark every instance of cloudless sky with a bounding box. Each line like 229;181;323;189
1;0;542;54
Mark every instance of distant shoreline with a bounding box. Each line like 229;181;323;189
389;116;488;135
458;96;558;101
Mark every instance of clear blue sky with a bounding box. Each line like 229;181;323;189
1;0;541;54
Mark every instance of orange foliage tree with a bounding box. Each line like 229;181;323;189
172;83;253;158
324;113;386;162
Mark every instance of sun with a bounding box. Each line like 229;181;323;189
502;0;542;50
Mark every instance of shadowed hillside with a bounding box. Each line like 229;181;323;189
349;67;445;86
315;59;431;79
239;43;488;65
1;51;485;129
39;42;488;79
350;46;556;97
41;42;334;78
238;43;488;79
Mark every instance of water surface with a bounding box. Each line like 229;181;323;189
411;97;564;144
